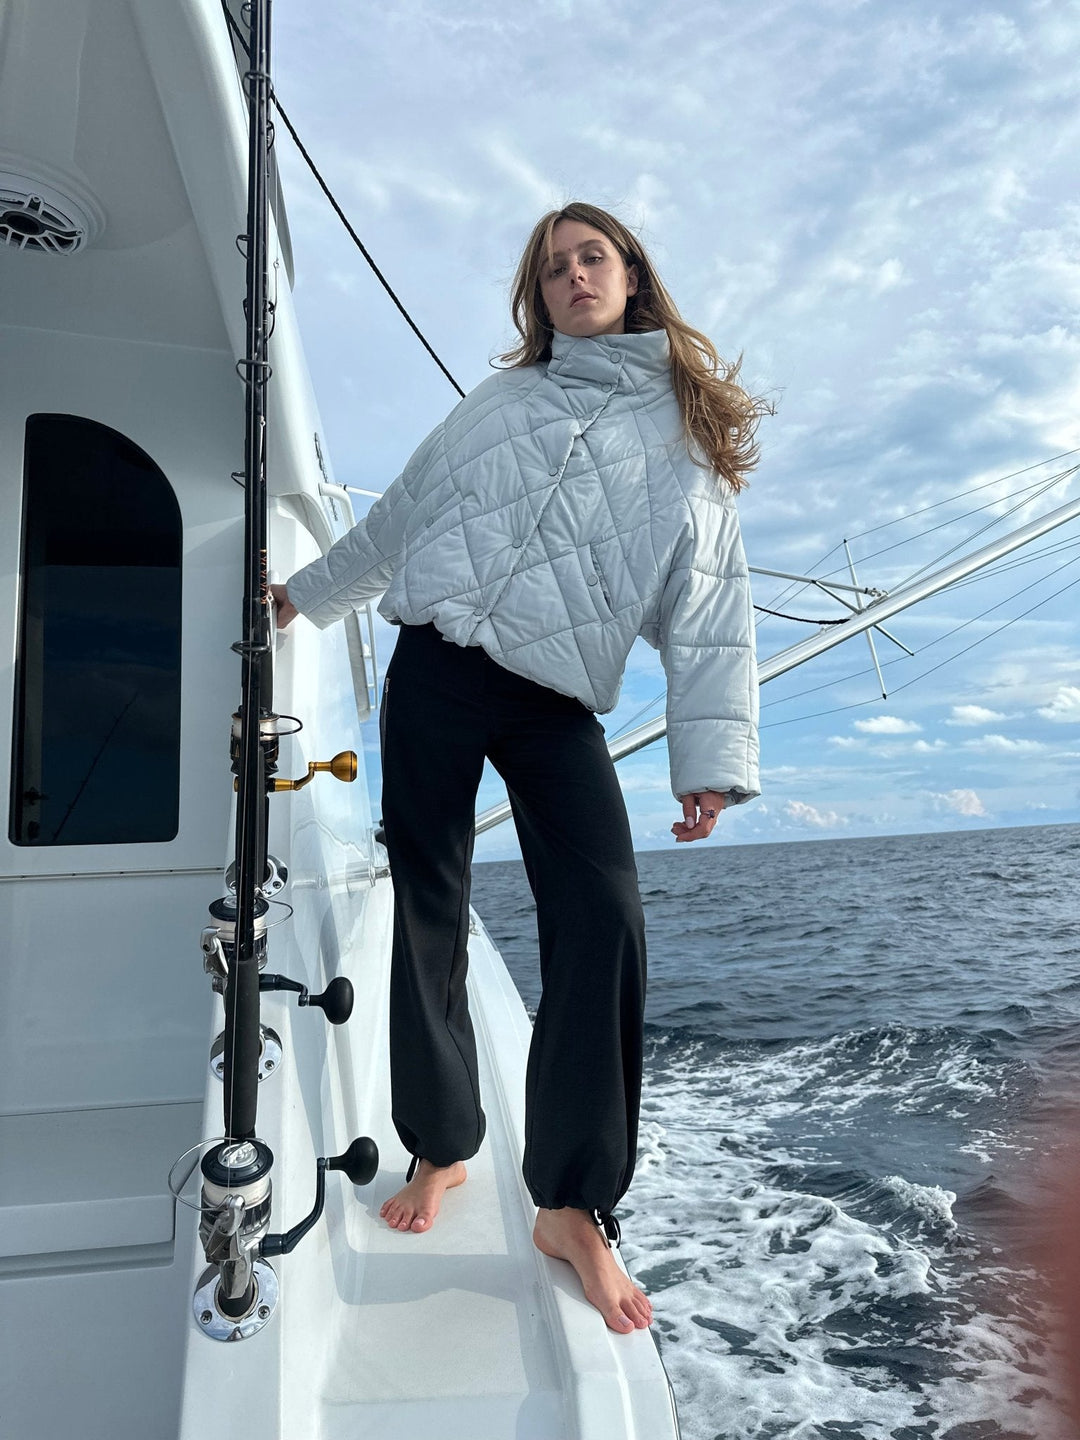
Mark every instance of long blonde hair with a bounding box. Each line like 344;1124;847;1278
499;202;770;492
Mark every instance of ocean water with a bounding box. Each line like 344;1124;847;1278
470;822;1080;1440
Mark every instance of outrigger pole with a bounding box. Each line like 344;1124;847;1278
471;491;1080;835
224;0;275;1144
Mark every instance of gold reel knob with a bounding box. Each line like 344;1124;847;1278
269;750;358;792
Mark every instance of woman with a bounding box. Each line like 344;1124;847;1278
272;202;766;1334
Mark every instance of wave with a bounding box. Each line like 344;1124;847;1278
625;1028;1068;1440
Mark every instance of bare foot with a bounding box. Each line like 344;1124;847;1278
533;1207;653;1333
379;1159;467;1233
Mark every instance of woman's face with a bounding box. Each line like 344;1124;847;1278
538;219;639;339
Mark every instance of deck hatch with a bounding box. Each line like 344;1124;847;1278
10;415;182;846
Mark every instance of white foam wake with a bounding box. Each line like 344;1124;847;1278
623;1034;1068;1440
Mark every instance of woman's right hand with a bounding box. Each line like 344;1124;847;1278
270;583;298;629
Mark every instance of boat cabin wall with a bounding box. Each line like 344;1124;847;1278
0;0;378;1122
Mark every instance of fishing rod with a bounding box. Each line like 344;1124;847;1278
225;0;275;1148
184;0;279;1337
186;0;378;1344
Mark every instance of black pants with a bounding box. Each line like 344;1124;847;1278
380;622;647;1213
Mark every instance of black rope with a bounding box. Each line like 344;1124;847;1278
221;1;250;57
218;0;464;397
270;95;466;399
754;604;846;625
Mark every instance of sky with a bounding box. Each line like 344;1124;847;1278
270;0;1080;859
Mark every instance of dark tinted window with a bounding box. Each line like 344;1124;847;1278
11;415;182;846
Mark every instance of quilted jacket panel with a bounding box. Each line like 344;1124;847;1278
286;329;759;802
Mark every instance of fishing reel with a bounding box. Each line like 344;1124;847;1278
186;1133;379;1342
201;853;290;987
194;1138;276;1340
200;890;270;992
229;709;292;787
228;707;358;795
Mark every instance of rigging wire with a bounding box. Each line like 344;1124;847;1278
220;1;465;399
760;552;1080;728
875;467;1078;590
270;96;467;399
615;537;1080;742
753;458;1079;628
762;546;1080;712
886;563;1080;698
844;447;1080;545
758;536;1080;713
945;532;1080;590
608;688;667;740
225;0;1078;624
753;541;846;626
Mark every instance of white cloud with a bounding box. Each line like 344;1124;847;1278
962;734;1045;753
928;789;988;817
1037;685;1080;723
783;800;847;829
618;772;669;795
853;716;922;734
273;1;1080;853
946;704;1007;726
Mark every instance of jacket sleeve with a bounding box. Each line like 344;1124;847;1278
284;426;442;630
655;494;760;803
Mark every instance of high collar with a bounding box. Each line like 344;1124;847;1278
546;328;671;396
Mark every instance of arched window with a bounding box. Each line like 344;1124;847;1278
10;415;182;846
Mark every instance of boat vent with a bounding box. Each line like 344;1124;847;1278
0;174;95;254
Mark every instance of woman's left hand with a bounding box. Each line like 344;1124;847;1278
671;791;726;843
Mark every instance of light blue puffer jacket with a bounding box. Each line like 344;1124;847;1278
287;329;759;803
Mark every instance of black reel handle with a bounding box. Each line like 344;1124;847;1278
327;1136;379;1187
305;976;354;1025
261;1136;379;1256
260;972;354;1024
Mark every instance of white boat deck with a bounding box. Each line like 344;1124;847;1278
173;883;678;1440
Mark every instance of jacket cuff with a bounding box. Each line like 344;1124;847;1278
674;786;757;806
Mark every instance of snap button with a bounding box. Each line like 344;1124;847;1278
512;539;523;549
610;351;622;362
425;517;434;527
602;382;613;393
587;575;599;586
548;467;560;476
473;607;485;617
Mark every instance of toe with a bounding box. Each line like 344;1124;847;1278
607;1307;635;1333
